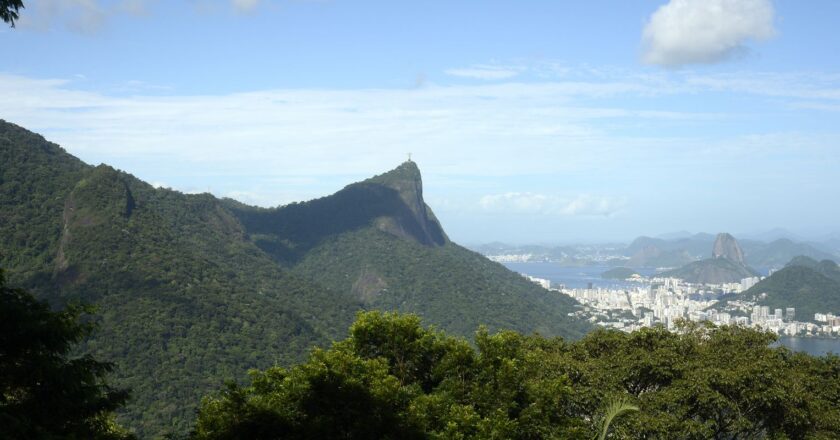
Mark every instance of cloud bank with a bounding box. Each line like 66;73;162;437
17;0;262;32
642;0;775;67
445;65;524;80
0;66;837;213
479;193;627;217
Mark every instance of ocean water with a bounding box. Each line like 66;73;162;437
776;337;840;356
503;262;840;354
501;262;657;290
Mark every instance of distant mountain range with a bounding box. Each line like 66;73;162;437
471;231;838;271
737;227;805;243
623;233;836;270
0;121;590;437
718;256;840;322
660;233;758;284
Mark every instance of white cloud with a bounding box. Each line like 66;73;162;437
0;72;687;179
479;193;627;217
445;65;524;80
16;0;261;32
685;72;840;100
642;0;775;67
18;0;107;33
17;0;157;32
789;101;840;112
0;67;838;209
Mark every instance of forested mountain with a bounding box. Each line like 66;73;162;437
0;120;589;437
224;161;588;338
725;256;840;321
1;121;358;437
785;255;840;282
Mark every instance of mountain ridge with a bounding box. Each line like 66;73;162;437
0;120;590;437
660;233;758;283
718;256;840;321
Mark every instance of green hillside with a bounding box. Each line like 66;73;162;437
728;257;840;321
786;255;840;282
601;267;639;280
0;120;590;437
1;121;358;436
291;228;589;337
225;161;589;339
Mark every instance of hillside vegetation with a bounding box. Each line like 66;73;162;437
0;120;589;437
729;257;840;321
191;311;840;440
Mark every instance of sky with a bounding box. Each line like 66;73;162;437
2;0;840;244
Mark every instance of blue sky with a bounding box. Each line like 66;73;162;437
2;0;840;244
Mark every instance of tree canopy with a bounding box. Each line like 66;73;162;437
1;0;23;27
192;311;840;440
0;269;132;439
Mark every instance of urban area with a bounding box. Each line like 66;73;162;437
523;273;840;337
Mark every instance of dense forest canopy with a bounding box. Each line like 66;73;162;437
0;120;589;437
192;311;840;440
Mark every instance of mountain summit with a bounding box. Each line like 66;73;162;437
360;160;448;246
225;160;447;265
712;232;746;265
0;120;589;436
662;232;757;284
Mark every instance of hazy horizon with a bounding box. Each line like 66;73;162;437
3;0;839;244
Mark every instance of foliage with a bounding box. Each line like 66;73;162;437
192;311;590;440
0;270;133;439
1;120;590;437
292;228;592;339
0;0;23;27
0;121;89;284
1;120;358;437
193;312;840;440
596;398;638;440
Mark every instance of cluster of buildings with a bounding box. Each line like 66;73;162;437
522;273;839;337
488;254;537;263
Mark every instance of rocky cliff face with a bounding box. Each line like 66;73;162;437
224;160;448;265
362;160;448;247
713;233;746;265
661;232;757;283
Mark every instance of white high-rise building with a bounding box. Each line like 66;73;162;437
740;276;760;291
